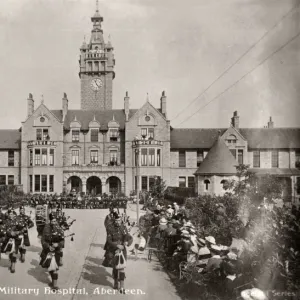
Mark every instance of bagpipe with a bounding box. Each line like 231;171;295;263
40;232;75;271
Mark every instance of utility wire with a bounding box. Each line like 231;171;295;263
170;4;299;126
177;29;300;127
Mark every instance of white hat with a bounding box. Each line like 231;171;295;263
211;244;222;252
241;288;267;300
205;236;216;245
198;246;211;256
159;218;168;225
227;252;238;260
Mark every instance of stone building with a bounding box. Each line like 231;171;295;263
0;5;299;202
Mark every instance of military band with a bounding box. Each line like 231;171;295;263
0;202;134;295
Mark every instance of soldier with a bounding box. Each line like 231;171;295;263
102;213;133;293
17;206;34;262
0;214;6;260
2;209;25;273
40;213;65;290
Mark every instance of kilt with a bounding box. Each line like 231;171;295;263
103;248;127;269
40;248;61;269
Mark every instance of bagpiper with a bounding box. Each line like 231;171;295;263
2;209;25;273
102;213;133;293
17;206;34;262
40;213;65;290
0;213;6;260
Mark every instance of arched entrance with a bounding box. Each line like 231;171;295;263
87;176;102;196
107;176;122;195
67;176;82;194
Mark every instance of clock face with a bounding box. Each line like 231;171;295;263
91;78;103;91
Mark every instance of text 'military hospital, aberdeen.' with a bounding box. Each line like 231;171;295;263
0;5;300;202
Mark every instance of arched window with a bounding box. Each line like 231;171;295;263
204;179;210;191
221;179;228;190
227;134;237;144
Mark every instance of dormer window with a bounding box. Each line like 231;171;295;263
91;129;99;142
72;130;80;142
110;129;118;142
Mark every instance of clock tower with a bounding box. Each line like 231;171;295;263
79;2;115;110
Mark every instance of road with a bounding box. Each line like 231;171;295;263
0;207;182;300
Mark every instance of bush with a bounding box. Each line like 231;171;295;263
164;187;195;205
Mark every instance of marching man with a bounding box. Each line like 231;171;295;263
17;205;34;262
102;213;133;293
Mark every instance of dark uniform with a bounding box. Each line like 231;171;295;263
40;213;65;290
103;216;133;292
2;210;25;273
0;217;6;260
17;207;34;262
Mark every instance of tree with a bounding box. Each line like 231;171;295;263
149;177;167;199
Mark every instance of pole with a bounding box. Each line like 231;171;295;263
136;149;140;226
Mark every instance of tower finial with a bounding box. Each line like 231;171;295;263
146;93;149;102
96;0;99;12
41;95;44;104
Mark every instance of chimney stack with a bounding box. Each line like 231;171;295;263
27;93;34;117
231;111;239;129
267;116;274;128
62;93;68;121
124;91;129;121
160;91;167;118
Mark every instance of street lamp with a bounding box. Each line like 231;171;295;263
135;148;140;226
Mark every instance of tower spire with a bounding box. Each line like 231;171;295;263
96;0;99;12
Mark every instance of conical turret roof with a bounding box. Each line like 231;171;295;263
195;137;237;175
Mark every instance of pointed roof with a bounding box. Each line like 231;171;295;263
195;137;237;175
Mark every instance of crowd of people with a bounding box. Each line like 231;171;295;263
134;202;255;298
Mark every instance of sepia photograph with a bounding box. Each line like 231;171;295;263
0;0;299;299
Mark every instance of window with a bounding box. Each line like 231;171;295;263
34;149;41;166
238;150;243;165
110;129;118;142
141;149;147;166
135;176;137;191
41;175;47;192
49;175;54;192
149;149;155;166
135;151;139;167
188;176;195;188
35;175;40;192
0;175;5;185
179;151;186;167
72;130;80;142
90;150;98;163
295;150;300;168
88;62;92;71
230;149;236;159
43;129;49;141
157;149;161;167
204;179;210;191
221;179;228;190
95;61;99;72
42;149;47;166
49;149;54;166
197;150;204;167
179;177;186;188
149;177;155;190
7;175;14;185
91;129;99;142
72;150;79;165
36;129;49;141
227;134;237;144
29;149;33;166
253;150;260;168
141;128;147;138
29;175;32;192
110;150;118;164
148;128;154;139
297;177;300;194
36;129;42;141
141;176;148;191
272;150;279;168
8;150;14;166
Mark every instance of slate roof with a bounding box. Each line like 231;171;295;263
249;168;300;176
51;109;138;130
0;130;21;149
170;128;300;149
194;137;237;175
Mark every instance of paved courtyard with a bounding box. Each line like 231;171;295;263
0;207;181;300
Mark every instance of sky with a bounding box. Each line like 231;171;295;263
0;0;299;129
